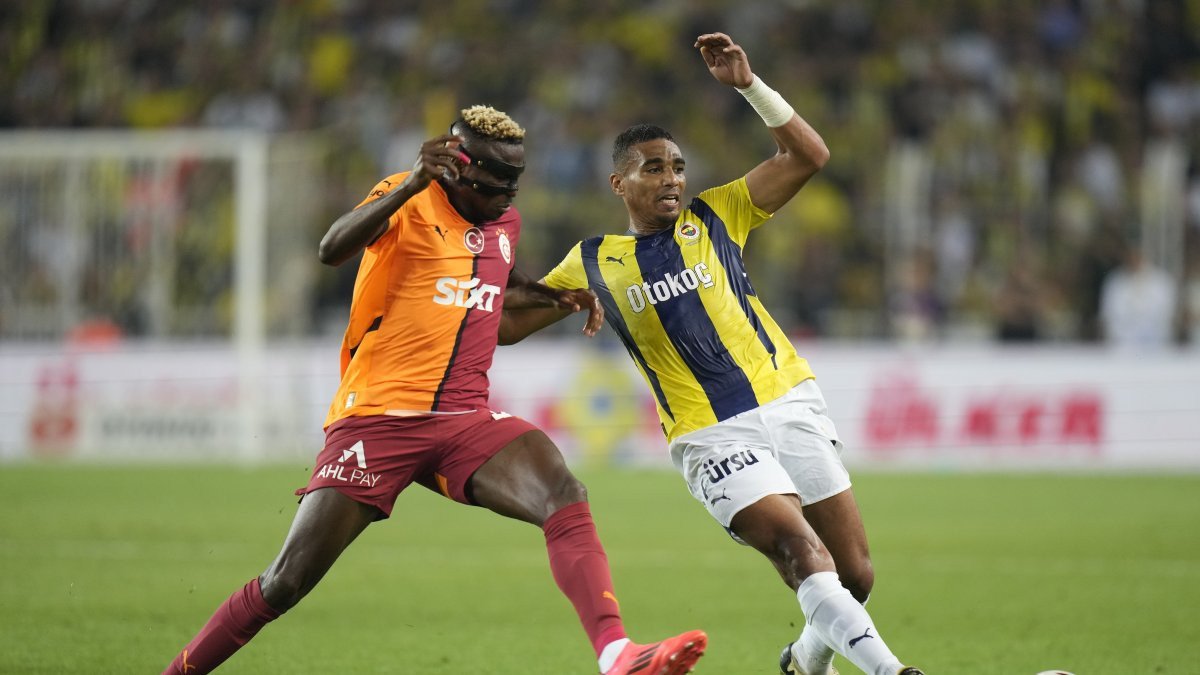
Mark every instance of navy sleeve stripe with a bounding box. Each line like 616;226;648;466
581;237;674;422
633;231;759;422
690;198;778;368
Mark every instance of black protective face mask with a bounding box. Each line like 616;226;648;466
455;147;522;197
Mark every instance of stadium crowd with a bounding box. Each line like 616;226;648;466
3;0;1200;346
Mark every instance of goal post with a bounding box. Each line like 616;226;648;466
0;129;319;462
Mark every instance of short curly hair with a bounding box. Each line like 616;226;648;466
457;105;525;143
612;123;674;170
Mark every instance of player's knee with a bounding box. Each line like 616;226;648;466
527;473;589;525
775;532;835;587
258;566;308;612
839;559;875;602
546;474;588;511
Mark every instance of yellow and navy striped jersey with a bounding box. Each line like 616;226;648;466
543;177;815;441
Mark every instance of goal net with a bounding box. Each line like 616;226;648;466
0;130;327;462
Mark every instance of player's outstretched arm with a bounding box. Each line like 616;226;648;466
499;271;602;345
695;32;829;214
498;306;571;345
318;134;465;266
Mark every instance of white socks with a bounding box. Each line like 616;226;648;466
792;592;874;673
796;572;904;675
792;619;836;674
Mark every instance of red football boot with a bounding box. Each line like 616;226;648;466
605;630;708;675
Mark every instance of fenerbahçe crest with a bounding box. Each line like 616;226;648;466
678;221;700;240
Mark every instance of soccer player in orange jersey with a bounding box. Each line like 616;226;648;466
162;106;706;675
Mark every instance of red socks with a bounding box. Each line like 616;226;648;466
164;505;623;671
543;501;628;656
163;578;281;674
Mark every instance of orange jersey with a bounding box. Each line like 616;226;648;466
324;173;521;428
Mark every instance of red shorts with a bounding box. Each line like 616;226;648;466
295;410;539;518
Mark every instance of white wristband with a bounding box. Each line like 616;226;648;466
736;75;795;128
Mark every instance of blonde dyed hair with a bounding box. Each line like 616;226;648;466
460;105;525;142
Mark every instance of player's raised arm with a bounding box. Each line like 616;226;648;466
318;134;465;266
695;32;829;214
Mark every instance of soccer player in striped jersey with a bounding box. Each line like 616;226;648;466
501;33;924;675
163;106;706;675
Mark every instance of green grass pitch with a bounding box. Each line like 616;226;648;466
1;464;1197;673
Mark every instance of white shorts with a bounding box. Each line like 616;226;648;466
669;379;851;537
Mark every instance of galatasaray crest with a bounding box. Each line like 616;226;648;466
497;229;512;263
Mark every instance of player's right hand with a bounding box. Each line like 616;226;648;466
406;134;465;191
695;32;753;89
555;288;604;337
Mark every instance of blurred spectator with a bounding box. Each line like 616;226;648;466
66;316;123;349
1099;241;1178;350
931;191;976;310
888;249;944;343
1;1;1198;343
1074;134;1127;220
1185;256;1200;348
994;261;1044;342
201;71;285;133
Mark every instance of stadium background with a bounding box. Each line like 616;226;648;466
2;0;1199;466
2;2;1200;673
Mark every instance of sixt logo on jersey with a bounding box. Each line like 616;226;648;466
433;277;501;311
625;262;715;313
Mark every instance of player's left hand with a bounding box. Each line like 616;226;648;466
554;288;604;337
695;32;753;89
